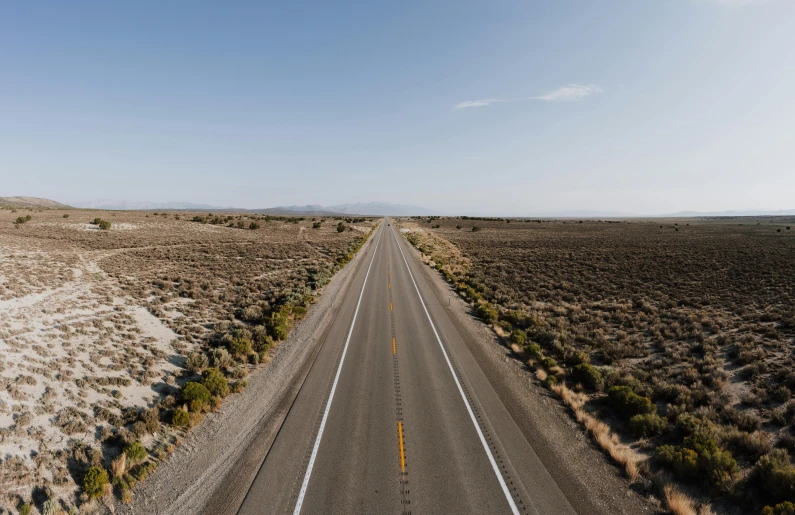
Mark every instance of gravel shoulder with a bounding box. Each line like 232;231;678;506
115;231;378;515
403;237;662;515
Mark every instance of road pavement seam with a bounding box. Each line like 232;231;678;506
389;222;522;515
389;252;412;514
291;223;384;515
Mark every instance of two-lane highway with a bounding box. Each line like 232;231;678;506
237;219;578;514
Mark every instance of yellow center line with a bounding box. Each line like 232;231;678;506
388;282;390;289
390;302;393;311
397;421;406;471
392;337;396;355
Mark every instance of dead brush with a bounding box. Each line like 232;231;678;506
551;382;640;481
111;453;127;478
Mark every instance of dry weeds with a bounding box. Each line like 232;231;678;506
0;207;374;512
399;215;795;514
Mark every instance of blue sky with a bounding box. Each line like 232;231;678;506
1;0;793;215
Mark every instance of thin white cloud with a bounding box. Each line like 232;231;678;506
702;0;778;6
452;84;602;111
533;84;603;101
452;98;506;111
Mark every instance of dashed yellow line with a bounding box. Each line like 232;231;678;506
392;337;396;355
397;421;406;471
390;302;393;311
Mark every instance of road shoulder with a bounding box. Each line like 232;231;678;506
397;232;661;515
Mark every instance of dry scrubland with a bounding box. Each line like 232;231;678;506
0;207;374;514
399;216;795;515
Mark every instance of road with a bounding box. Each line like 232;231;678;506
236;219;579;515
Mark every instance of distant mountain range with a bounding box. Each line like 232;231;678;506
70;199;234;211
664;209;795;217
271;202;440;216
8;196;795;218
0;196;71;209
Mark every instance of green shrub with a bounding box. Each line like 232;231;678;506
93;217;102;224
572;363;604;391
18;502;32;515
608;385;656;418
181;381;211;410
337;222;345;233
99;219;112;230
753;449;795;505
655;430;738;490
524;343;543;361
472;226;480;232
249;222;260;230
172;408;190;427
541;357;558;370
201;368;230;397
655;444;699;477
63;214;69;219
475;303;498;324
629;413;667;437
82;466;109;498
510;330;527;346
124;442;148;464
763;502;795;515
227;335;252;356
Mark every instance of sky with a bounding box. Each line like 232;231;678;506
1;0;794;215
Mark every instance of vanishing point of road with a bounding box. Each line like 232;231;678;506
237;219;578;515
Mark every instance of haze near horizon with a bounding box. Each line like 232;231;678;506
1;1;793;215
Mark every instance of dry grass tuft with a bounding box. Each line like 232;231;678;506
662;483;697;515
551;382;640;481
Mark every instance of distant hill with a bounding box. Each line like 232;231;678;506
0;196;71;209
70;199;237;211
664;209;795;217
272;202;439;216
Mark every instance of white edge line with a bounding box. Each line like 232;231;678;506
293;222;384;514
388;220;521;515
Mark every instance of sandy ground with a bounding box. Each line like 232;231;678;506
112;229;377;514
0;238;194;505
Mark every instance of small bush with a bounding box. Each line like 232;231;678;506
510;329;527;346
629;413;667;437
572;363;604;391
172;408;190;427
524;343;543;360
99;219;112;230
181;382;211;410
608;385;656;418
185;351;209;372
18;503;32;515
249;222;260;230
201;368;230;397
227;335;252;356
475;302;498;324
123;442;148;465
752;449;795;505
210;347;232;368
763;502;795;515
472;226;481;232
62;214;69;218
82;466;109;498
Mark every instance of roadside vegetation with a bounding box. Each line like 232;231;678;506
0;208;376;513
397;216;795;515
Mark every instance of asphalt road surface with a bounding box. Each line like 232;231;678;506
237;220;579;515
